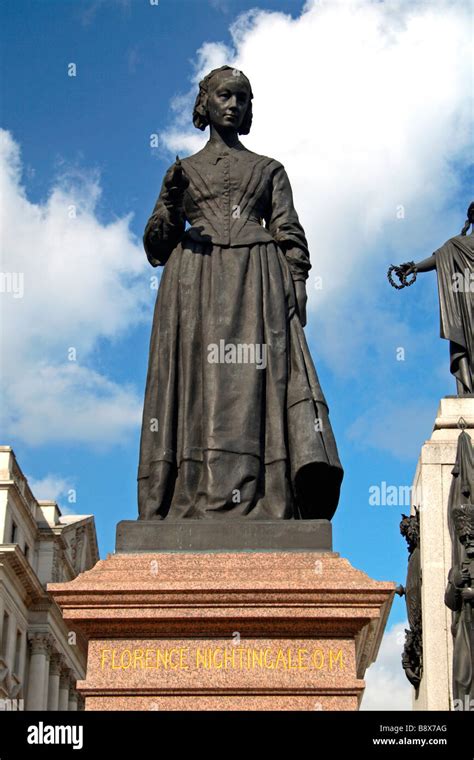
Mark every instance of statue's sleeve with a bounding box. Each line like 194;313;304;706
266;163;311;282
143;167;186;267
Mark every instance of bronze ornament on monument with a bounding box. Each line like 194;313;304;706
397;510;423;691
444;425;474;704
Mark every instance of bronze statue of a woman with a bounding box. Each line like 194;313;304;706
137;66;343;520
390;203;473;395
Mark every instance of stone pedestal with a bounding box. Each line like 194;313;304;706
49;546;394;711
411;395;474;710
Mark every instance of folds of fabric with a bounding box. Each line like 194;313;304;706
435;235;473;393
138;238;343;520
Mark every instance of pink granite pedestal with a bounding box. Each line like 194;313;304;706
48;551;394;711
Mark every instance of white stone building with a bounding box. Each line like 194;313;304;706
0;446;99;710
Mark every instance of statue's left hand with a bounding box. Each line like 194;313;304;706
295;281;307;327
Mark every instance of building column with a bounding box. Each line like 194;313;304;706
68;690;78;711
58;668;71;711
42;645;51;709
25;633;52;711
47;653;62;711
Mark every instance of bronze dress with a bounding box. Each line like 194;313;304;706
434;234;473;394
138;141;343;520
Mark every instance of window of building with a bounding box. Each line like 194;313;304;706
10;521;17;543
1;611;9;658
14;630;22;675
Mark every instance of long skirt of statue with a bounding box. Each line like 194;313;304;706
137;237;343;520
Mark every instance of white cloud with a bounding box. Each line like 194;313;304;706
9;365;142;447
0;129;147;447
27;473;79;516
361;621;412;710
27;474;73;502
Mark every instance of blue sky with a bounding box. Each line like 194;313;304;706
1;1;472;704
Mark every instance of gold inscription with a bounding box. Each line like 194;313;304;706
99;646;345;672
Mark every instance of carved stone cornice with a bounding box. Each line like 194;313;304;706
0;547;47;605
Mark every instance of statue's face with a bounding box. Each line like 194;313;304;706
207;76;250;132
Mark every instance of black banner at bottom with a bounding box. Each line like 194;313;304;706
0;710;470;757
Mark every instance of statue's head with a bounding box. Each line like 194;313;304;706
461;201;474;235
400;511;420;553
193;65;253;135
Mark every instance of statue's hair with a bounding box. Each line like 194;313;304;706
193;65;253;135
461;201;474;235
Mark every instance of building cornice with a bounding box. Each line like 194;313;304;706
0;545;47;605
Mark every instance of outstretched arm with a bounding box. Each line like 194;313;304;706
415;254;437;272
399;254;437;276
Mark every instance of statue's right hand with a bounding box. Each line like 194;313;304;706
398;262;416;276
163;157;189;206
